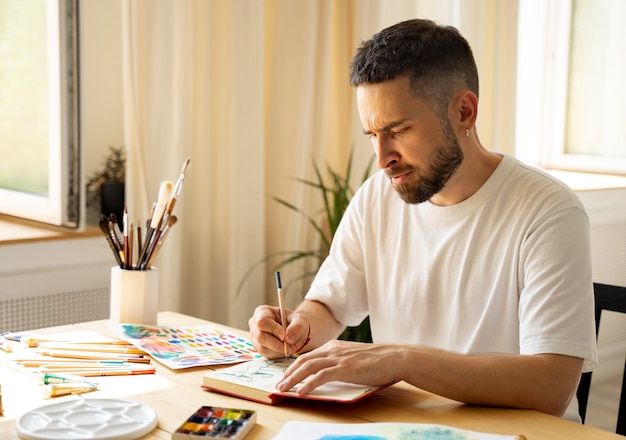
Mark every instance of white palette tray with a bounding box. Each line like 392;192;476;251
16;398;157;440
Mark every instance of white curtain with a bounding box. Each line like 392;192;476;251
121;0;519;329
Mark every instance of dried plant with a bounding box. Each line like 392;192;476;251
86;146;126;207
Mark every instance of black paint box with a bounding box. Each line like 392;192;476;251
172;406;257;439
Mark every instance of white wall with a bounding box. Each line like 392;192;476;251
80;0;124;185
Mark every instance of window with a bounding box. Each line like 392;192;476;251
516;0;626;175
0;0;80;227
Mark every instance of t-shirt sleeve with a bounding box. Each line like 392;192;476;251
518;204;597;372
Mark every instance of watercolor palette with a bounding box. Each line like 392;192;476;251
116;324;261;369
172;406;257;439
16;398;157;440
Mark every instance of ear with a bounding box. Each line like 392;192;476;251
454;90;478;129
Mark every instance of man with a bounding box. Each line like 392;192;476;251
248;19;597;420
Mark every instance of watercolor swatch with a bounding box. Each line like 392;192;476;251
115;324;261;369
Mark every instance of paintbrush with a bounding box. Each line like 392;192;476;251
141;215;177;270
137;181;173;268
275;271;289;359
99;218;123;267
168;157;191;211
159;157;190;232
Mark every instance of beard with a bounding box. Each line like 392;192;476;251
386;123;464;204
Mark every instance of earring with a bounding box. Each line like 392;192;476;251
465;128;470;137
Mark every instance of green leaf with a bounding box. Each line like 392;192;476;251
236;149;375;342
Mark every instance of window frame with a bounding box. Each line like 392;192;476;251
516;0;626;175
0;0;80;228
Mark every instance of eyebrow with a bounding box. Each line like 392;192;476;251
362;119;409;136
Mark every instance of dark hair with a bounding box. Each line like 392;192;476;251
349;19;479;118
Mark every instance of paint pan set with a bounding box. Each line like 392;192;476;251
172;406;257;439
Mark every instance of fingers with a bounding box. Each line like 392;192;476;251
276;347;353;395
275;340;390;395
248;305;309;359
284;314;311;354
276;353;330;394
276;340;341;393
248;306;285;358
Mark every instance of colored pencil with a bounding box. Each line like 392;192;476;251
36;350;150;363
38;344;146;354
38;364;154;372
17;360;131;367
52;369;155;377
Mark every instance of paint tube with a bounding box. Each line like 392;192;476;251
39;372;98;386
41;382;99;398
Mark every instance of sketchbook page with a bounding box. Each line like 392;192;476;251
110;323;261;369
205;358;382;401
272;421;525;440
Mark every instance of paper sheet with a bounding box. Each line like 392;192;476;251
272;422;524;440
114;323;261;369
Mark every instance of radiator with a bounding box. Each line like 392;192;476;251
0;287;109;333
0;236;112;333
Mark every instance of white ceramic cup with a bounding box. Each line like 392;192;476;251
110;266;159;325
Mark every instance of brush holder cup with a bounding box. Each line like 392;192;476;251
110;266;159;325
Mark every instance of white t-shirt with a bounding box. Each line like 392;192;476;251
305;155;597;418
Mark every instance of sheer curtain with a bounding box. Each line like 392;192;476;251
121;0;518;329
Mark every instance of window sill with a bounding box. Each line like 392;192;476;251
546;170;626;192
0;214;100;245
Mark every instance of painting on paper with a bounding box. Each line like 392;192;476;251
115;324;261;369
272;422;524;440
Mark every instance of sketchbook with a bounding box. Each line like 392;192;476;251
272;421;527;440
201;357;390;405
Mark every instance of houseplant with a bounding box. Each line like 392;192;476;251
87;146;126;226
239;150;375;342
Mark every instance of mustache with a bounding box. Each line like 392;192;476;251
385;164;415;179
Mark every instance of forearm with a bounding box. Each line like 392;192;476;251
294;299;345;352
277;337;582;417
396;346;583;416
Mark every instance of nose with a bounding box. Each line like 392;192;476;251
373;134;398;169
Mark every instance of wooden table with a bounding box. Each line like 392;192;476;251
0;312;620;439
